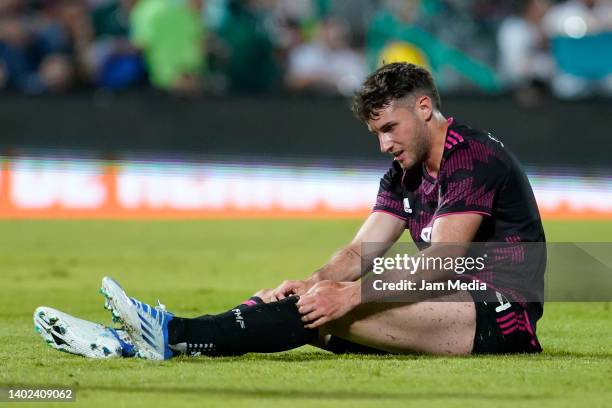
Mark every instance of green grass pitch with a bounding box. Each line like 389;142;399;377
0;219;610;408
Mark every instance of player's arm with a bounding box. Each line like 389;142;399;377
430;212;482;243
272;211;406;300
312;211;407;282
296;212;483;328
356;212;484;303
358;213;485;302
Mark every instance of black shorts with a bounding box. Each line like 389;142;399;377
469;289;543;354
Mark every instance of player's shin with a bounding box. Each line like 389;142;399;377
168;297;316;356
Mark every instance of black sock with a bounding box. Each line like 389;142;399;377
193;296;264;320
168;296;315;356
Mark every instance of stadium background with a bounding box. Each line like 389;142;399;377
1;0;611;220
1;1;611;407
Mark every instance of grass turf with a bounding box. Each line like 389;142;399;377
0;219;610;408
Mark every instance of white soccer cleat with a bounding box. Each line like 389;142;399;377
100;276;175;360
33;306;136;358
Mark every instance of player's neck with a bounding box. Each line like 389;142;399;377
423;113;449;179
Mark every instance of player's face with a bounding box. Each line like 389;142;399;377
368;101;430;170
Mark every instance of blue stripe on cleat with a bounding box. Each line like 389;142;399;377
138;314;153;330
142;333;156;349
141;323;154;340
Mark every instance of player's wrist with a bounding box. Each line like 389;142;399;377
343;282;361;309
308;272;324;284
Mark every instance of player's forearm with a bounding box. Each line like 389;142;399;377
308;243;363;283
306;212;406;285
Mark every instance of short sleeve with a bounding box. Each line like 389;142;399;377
373;162;408;220
435;142;509;219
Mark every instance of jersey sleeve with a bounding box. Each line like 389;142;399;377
435;142;509;219
373;162;408;220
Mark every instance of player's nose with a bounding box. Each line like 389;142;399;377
378;134;393;154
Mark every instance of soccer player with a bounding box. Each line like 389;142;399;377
35;62;545;359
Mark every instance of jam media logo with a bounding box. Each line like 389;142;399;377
232;309;245;329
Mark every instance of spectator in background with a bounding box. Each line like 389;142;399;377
0;0;76;93
130;0;205;96
542;0;612;37
423;0;497;67
497;0;554;103
85;0;145;90
366;0;500;93
213;0;281;93
53;0;94;83
286;17;367;96
542;0;612;98
268;0;316;53
324;0;379;44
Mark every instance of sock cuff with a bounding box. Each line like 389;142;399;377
241;296;264;307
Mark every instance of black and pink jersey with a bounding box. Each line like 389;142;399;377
373;118;545;244
373;118;546;318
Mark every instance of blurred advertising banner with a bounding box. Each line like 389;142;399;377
0;157;610;219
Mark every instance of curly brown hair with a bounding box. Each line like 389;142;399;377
352;63;441;123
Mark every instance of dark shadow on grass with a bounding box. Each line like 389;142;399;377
171;351;466;364
170;349;612;364
172;351;391;363
22;384;547;401
540;350;612;359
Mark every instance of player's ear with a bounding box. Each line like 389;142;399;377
415;95;433;122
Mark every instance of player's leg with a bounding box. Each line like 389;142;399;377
32;297;265;359
100;276;315;359
171;292;475;357
317;291;543;355
102;275;478;359
169;296;316;356
317;291;476;355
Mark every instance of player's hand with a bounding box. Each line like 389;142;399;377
272;279;315;300
252;288;276;303
297;280;360;329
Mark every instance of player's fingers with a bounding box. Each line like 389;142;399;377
297;303;315;315
275;286;292;300
301;309;323;323
305;316;328;329
275;282;298;300
294;283;311;296
296;294;313;308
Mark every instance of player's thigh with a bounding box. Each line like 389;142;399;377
322;291;476;355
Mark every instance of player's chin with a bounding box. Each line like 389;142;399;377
397;157;416;170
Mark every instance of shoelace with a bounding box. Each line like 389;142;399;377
130;298;167;313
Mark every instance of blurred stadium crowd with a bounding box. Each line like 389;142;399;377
1;0;611;99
